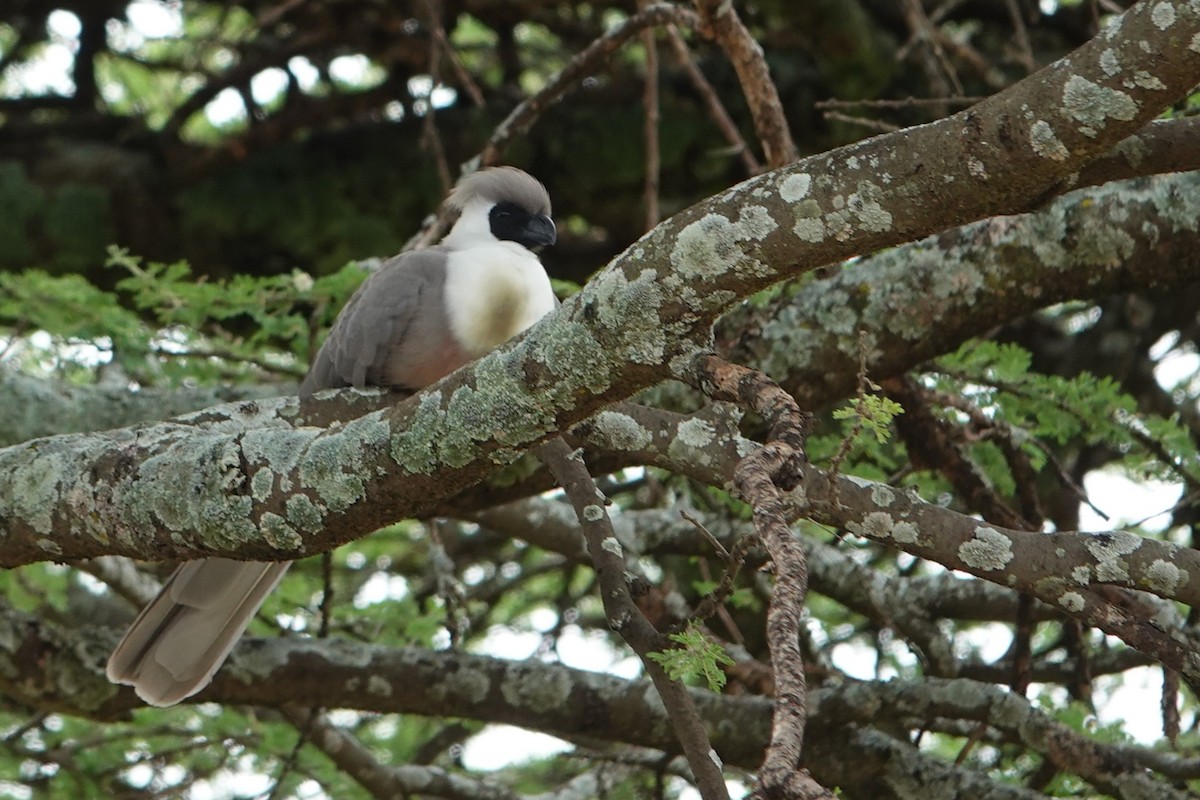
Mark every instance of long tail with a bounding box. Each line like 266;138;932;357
106;559;291;707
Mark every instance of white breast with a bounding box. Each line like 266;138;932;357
442;243;557;355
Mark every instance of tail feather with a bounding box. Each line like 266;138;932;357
106;559;291;707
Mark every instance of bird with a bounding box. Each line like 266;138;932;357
106;167;558;706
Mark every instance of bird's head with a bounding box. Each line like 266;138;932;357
443;166;557;251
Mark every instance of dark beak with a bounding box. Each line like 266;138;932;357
519;214;557;250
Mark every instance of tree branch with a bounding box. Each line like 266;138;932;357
3;1;1198;573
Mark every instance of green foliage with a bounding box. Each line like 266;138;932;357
937;340;1200;486
647;621;734;692
833;392;904;444
0;247;368;385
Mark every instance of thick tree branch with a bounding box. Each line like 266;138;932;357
3;1;1199;571
577;404;1200;687
7;599;1192;796
723;169;1200;410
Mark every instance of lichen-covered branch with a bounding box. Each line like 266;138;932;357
724;170;1200;410
2;1;1199;572
574;405;1200;686
7;597;1191;796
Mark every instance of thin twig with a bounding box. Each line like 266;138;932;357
639;0;661;230
820;110;902;134
420;0;454;195
685;354;831;799
693;0;797;168
815;95;986;110
479;3;697;168
537;438;731;800
664;24;761;174
408;3;697;249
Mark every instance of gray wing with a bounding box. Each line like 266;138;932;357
300;249;451;396
107;249;458;706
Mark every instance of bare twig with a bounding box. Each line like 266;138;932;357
898;0;964;103
420;0;454;195
409;3;697;249
820;110;902;134
479;3;697;168
693;0;797;168
425;2;485;108
814;95;987;110
639;0;661;230
665;24;761;175
537;438;731;800
685;354;829;799
1004;0;1037;73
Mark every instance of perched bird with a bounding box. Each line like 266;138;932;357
107;167;558;706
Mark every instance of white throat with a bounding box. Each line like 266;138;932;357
443;197;500;249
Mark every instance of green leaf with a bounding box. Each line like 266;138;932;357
646;622;734;692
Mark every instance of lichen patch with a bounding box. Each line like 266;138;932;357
1030;121;1070;161
1062;76;1137;137
958;526;1014;572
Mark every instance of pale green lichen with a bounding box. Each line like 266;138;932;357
367;675;393;696
667;417;718;468
780;173;813;202
533;319;611;393
1144;558;1186;594
846;511;897;540
1062;75;1137;137
669;207;777;282
286;494;324;533
1030;120;1069;161
391;392;447;474
1129;70;1167;90
250;468;275;501
242;427;322;493
121;436;257;549
9;450;64;535
1099;49;1121;76
673;418;716;449
847;181;894;232
871;484;895;507
1095;558;1131;583
1112;134;1148;167
890;521;920;544
958;526;1014;572
1059;591;1086;613
438;354;554;465
260;512;302;551
299;435;368;512
590;411;653;451
501;663;571;713
1084;530;1142;561
600;535;622;555
592;268;669;364
429;664;490;704
1151;1;1177;29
